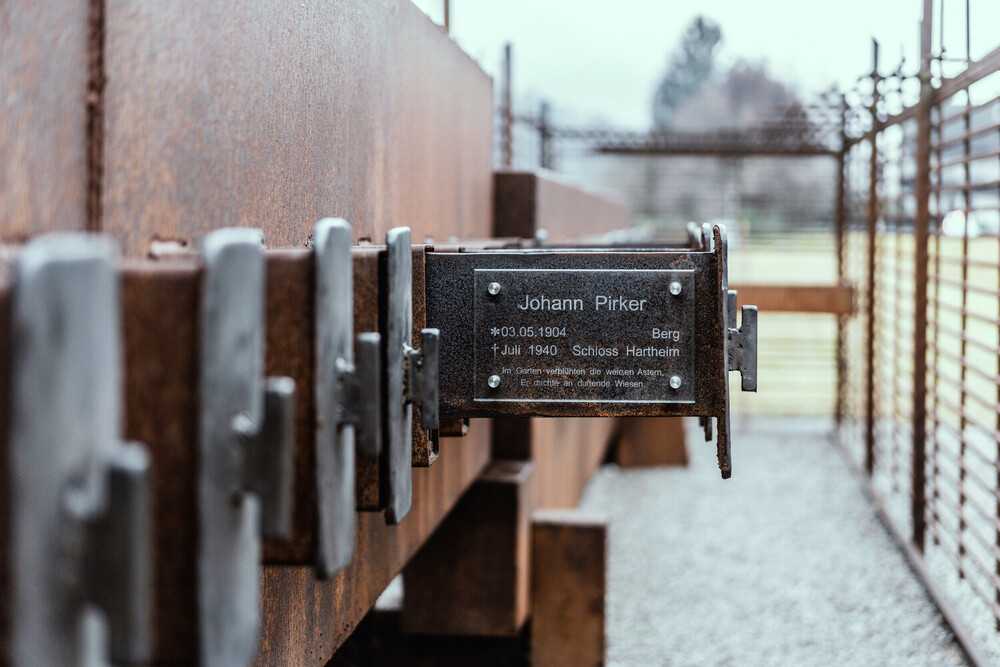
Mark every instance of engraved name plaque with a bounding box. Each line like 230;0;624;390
472;269;695;404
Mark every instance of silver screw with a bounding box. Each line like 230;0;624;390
669;375;682;389
487;282;502;296
669;281;683;296
487;374;502;389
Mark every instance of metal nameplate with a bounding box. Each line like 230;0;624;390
473;269;695;404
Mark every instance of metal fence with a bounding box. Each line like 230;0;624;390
840;21;1000;661
496;10;1000;660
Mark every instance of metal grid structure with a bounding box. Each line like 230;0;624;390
497;8;1000;661
839;11;1000;659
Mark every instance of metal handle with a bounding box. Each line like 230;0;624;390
248;377;296;539
406;328;440;430
86;444;153;663
354;332;383;456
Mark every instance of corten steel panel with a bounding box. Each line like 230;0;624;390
120;261;201;663
253;425;492;666
493;171;630;243
262;251;316;563
730;284;854;315
0;1;89;241
100;0;493;255
530;418;614;510
401;461;535;637
530;511;606;667
490;417;613;508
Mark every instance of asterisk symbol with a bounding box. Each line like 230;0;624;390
490;327;500;336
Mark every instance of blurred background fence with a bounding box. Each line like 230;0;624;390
494;7;1000;659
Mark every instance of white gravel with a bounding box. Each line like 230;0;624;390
578;416;969;667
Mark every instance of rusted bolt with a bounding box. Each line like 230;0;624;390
669;375;682;389
487;374;501;389
487;282;502;296
669;281;682;296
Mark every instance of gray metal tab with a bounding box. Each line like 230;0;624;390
385;227;414;524
406;328;440;430
199;228;295;666
729;305;758;392
314;218;382;578
10;234;151;666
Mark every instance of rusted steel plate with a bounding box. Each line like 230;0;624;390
411;245;437;467
120;260;201;663
530;418;615;510
530;510;607;667
493;171;630;242
614;416;688;468
402;460;534;637
730;284;854;315
262;251;316;564
427;250;728;420
0;0;89;241
100;0;492;255
252;424;492;666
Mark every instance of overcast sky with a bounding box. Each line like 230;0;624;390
413;0;999;129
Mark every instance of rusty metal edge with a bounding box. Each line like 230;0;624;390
837;446;991;667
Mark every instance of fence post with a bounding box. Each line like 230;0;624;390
835;94;848;426
538;101;552;170
501;43;513;168
864;39;880;477
911;0;934;553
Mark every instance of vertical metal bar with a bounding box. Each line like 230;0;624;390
931;99;943;550
912;0;934;552
835;95;848;426
501;43;513;169
995;115;1000;631
443;0;450;33
957;83;972;580
539;101;552;170
865;39;881;477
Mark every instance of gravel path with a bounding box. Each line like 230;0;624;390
578;416;968;667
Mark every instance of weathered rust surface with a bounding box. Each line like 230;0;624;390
253;425;492;666
493;171;629;242
0;0;89;241
100;0;493;255
402;461;535;637
614;416;689;468
262;251;316;563
120;260;201;663
530;419;614;510
731;284;854;315
411;245;437;467
426;249;729;419
530;511;607;667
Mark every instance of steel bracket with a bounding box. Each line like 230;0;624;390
10;234;152;665
314;219;382;578
385;227;441;524
727;290;758;392
404;328;440;430
198;228;295;665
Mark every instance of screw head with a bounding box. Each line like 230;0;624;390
669;281;683;296
487;374;502;389
487;282;502;296
669;375;682;389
